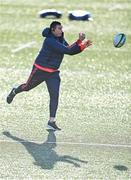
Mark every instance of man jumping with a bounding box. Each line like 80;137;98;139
7;21;92;131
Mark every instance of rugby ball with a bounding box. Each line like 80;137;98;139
113;33;126;48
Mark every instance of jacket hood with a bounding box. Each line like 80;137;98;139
42;27;50;37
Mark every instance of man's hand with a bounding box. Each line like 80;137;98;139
83;39;92;47
79;32;86;41
78;39;92;51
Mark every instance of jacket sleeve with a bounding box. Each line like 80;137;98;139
63;39;69;46
45;38;82;55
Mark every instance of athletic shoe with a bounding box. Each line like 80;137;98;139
7;88;16;104
47;121;61;131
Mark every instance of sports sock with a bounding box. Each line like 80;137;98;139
49;117;55;123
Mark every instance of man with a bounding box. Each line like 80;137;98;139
7;21;92;131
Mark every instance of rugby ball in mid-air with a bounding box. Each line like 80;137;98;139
113;33;126;48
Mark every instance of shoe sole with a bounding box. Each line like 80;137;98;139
46;125;56;131
46;125;61;131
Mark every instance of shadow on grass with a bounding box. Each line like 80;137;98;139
114;165;128;171
3;131;88;169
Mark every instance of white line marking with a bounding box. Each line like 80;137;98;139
47;142;131;148
11;41;36;53
1;140;131;148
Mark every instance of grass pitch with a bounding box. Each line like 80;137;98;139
0;0;131;179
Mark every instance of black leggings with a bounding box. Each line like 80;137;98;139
15;66;61;117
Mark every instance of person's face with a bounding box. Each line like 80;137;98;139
52;25;63;37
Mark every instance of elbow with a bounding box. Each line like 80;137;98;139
68;51;75;55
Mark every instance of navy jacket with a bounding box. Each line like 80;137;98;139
35;28;81;69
